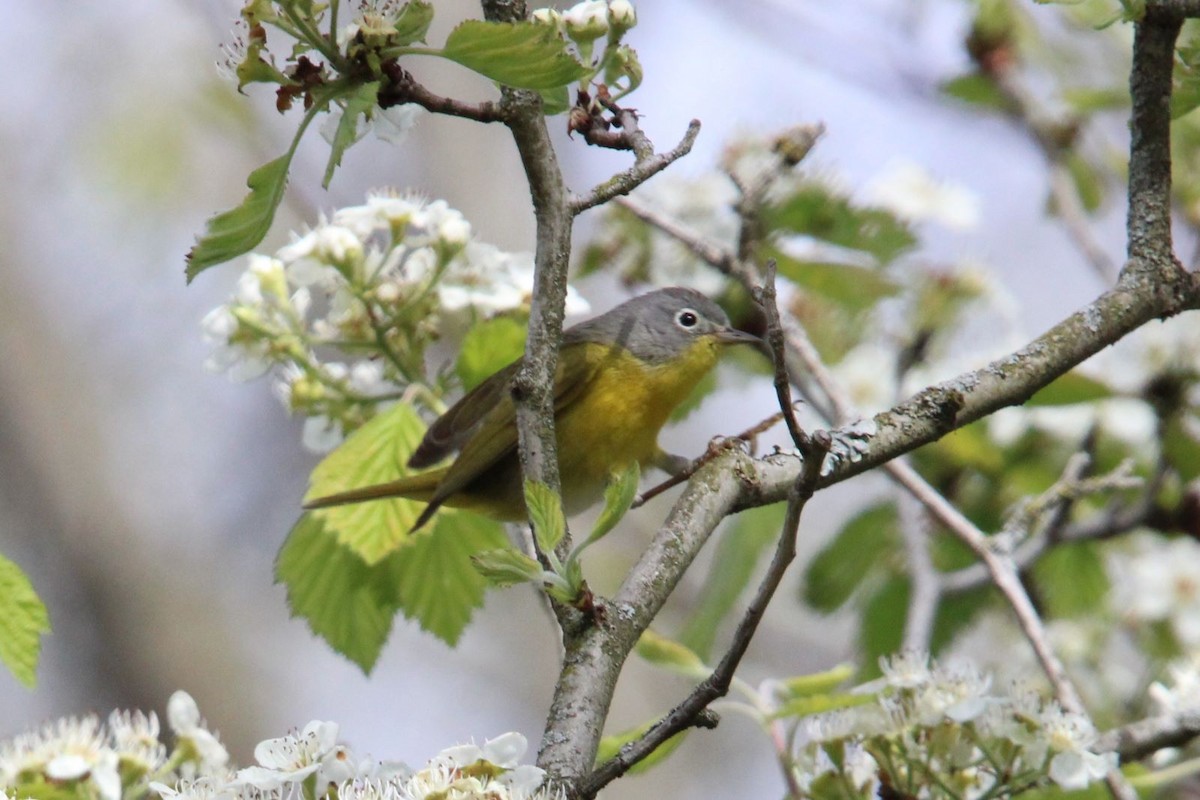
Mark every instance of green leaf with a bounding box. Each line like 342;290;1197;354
772;253;900;312
578;462;640;550
322;82;380;189
596;722;688;775
1062;150;1105;213
305;403;430;564
276;513;404;672
1032;541;1110;619
1026;370;1113;406
858;577;909;679
768;691;875;721
939;73;1010;110
391;1;435;45
456;316;527;392
635;629;709;678
524;480;566;553
440;21;589;91
680;504;783;658
764;184;917;265
803;502;898;613
538;85;571;117
1062;86;1128;113
780;663;856;697
186;154;292;280
1164;414;1200;480
472;546;543;587
393;514;508;645
0;553;50;687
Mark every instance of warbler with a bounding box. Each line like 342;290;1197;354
303;287;761;530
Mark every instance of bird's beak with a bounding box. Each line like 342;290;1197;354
715;327;762;345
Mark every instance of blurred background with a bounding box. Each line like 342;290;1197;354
0;0;1126;796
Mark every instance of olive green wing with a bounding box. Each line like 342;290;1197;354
424;344;601;510
408;361;521;469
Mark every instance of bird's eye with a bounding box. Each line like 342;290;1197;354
676;309;699;328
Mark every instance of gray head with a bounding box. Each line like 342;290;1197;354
565;287;759;365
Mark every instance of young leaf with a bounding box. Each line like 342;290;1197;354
276;513;404;673
635;629;709;678
391;1;435;45
456;315;527;391
780;663;856;698
0;553;50;688
393;513;508;645
440;21;589;91
186;154;292;281
596;722;688;775
577;462;640;551
524;480;566;553
472;546;543;587
322;82;381;188
939;73;1010;110
803;502;898;613
679;504;783;658
768;691;875;721
305;403;431;565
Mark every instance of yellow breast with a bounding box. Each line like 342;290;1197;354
554;338;722;513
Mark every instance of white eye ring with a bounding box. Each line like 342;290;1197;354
675;308;699;329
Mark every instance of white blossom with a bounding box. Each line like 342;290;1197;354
864;159;981;230
167;691;230;775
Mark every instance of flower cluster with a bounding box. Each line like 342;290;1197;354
531;0;638;81
786;652;1116;797
1109;533;1200;649
201;190;588;452
1;692;226;800
3;693;557;800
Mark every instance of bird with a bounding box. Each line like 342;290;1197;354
303;287;761;530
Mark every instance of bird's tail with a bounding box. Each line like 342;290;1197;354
302;470;443;511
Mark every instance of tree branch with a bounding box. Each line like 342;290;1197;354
570;119;702;215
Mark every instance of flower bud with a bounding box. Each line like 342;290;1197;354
563;0;608;44
608;0;636;32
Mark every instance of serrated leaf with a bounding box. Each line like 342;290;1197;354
768;691;875;721
441;21;589;91
394;514;508;645
803;502;898;612
578;462;640;550
1032;542;1110;619
0;553;50;687
1026;370;1113;406
596;722;688;775
772;253;900;312
939;73;1010;110
391;1;434;45
636;629;709;678
323;82;380;188
764;184;916;265
305;403;430;564
472;546;543;587
781;663;856;697
276;514;404;673
456;316;527;391
186;154;292;280
680;504;782;658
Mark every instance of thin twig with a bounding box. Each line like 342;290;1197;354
377;61;508;123
570;120;702;215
